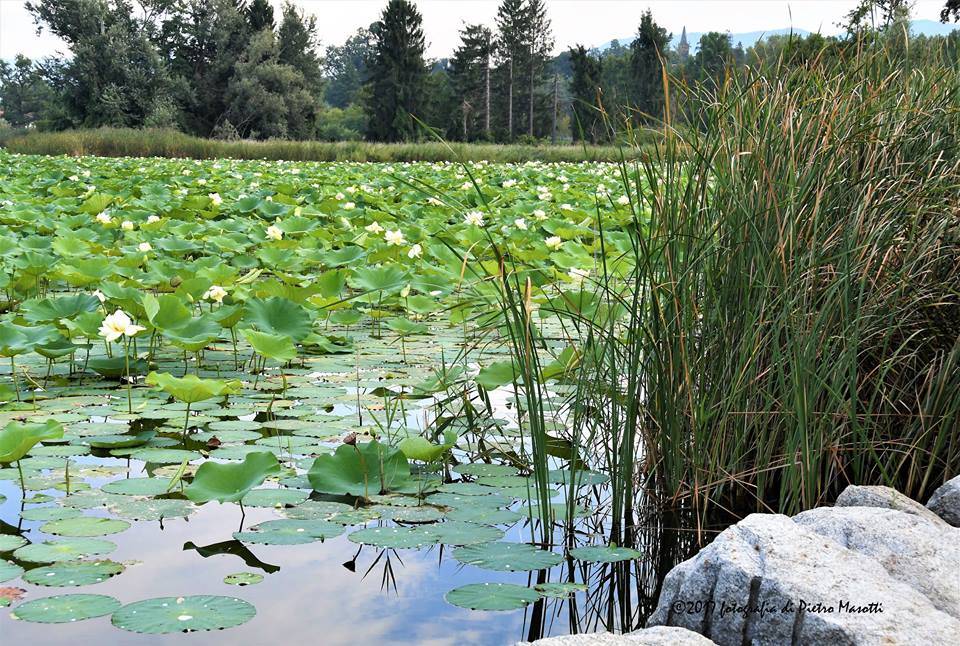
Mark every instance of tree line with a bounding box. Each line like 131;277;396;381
1;0;957;144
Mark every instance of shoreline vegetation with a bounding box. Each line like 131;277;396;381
0;127;655;163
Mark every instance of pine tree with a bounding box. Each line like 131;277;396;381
629;10;670;123
525;0;553;137
495;0;526;140
450;24;494;140
569;45;603;143
277;1;322;92
246;0;275;32
364;0;427;142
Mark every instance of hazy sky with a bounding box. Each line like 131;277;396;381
0;0;950;60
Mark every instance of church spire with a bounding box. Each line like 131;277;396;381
677;26;689;62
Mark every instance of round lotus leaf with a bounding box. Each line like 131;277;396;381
14;538;116;563
130;448;203;464
534;582;588;598
1;559;24;583
439;482;499;496
367;494;423;507
446;507;523;526
86;434;152;449
453;542;563;571
102;477;171;496
326;507;382;525
370;504;444;523
11;593;121;623
23;493;55;504
108;497;196;521
59;490;128;509
111;595;256;634
240;488;309;508
546;469;611;486
522;502;591;522
23;560;125;587
209;445;281;461
280;500;352;520
29;444;89;458
0;535;28;552
428;492;513;509
430;521;504;546
208;419;262;432
224;572;263;586
477;475;533;489
20;506;83;522
456;463;519;478
568;545;643;563
234;519;343;545
445;583;541;611
41;516;131;537
347;526;438;549
193;430;262;443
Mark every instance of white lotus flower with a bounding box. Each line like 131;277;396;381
560;203;574;211
208;192;222;206
365;221;384;234
545;236;563;251
266;225;283;241
568;268;589;284
121;220;134;231
503;179;517;188
533;209;547;220
408;243;423;258
336;192;345;200
197;178;207;185
95;211;112;225
204;285;227;303
138;242;152;252
400;285;411;298
343;202;356;210
464;211;485;227
385;229;405;246
99;310;145;342
68;175;79;182
617;195;630;205
92;289;106;303
146;215;161;224
514;218;528;231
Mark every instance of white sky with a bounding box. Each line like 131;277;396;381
0;0;950;60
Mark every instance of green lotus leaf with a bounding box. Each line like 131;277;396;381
111;595;256;634
452;542;564;571
40;516;130;537
568;545;643;563
23;560;125;587
0;322;60;357
533;582;588;598
224;572;263;586
241;328;297;362
21;294;101;323
0;419;64;463
445;583;541;611
185;451;281;504
307;439;422;498
11;593;121;623
145;372;242;404
242;296;312;342
476;360;521;390
349;264;408;293
398;429;457;462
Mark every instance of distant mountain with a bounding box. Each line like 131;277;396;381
595;19;958;53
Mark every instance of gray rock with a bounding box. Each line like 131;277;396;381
516;626;715;645
926;475;960;527
794;506;960;618
647;513;960;645
835;484;946;526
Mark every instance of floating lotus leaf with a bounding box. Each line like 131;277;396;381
234;519;343;545
0;419;64;464
326;507;383;525
224;572;263;586
439;482;496;496
111;595;256;634
430;520;505;546
193;429;262;443
452;542;563;571
102;477;171;496
41;516;130;537
107;498;196;521
242;297;312;342
445;583;541;611
0;560;24;583
455;463;519;478
240;488;309;508
428;492;513;509
370;504;444;523
0;535;27;552
146;372;242;404
347;526;438;549
568;545;643;563
241;328;298;362
308;439;422;498
130;448;203;464
20;507;82;522
546;469;611;486
23;560;125;587
185;451;280;504
534;582;588;598
86;431;154;449
280;500;353;520
11;593;121;623
13;538;116;563
445;507;523;526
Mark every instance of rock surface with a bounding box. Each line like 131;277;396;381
647;513;960;645
516;626;716;645
835;484;946;525
793;506;960;618
926;475;960;527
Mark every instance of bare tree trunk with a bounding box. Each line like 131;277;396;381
462;101;469;141
528;47;535;137
551;73;558;144
484;49;491;137
508;58;514;140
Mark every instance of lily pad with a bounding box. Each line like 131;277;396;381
20;507;83;522
347;526;438;549
430;520;505;546
240;488;309;508
102;477;171;496
224;572;263;586
445;507;523;526
452;542;563;571
11;593;121;623
445;583;541;611
23;560;125;587
41;517;131;537
0;560;24;583
111;595;256;634
0;535;28;552
534;582;588;598
186;451;280;504
234;519;344;545
568;545;643;563
13;538;116;563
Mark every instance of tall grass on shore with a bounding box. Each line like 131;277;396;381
1;127;654;163
488;44;960;537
